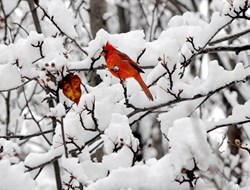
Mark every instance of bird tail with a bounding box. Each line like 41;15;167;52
134;74;154;101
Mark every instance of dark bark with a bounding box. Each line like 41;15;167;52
117;4;130;33
27;0;42;33
89;0;106;38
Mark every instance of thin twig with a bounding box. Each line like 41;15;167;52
22;86;52;145
60;116;68;158
207;118;250;133
201;44;250;55
209;27;250;45
39;5;88;56
0;129;54;140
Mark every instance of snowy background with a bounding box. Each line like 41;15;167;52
1;0;250;189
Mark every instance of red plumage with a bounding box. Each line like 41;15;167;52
101;42;153;101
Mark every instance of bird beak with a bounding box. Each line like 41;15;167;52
100;51;106;57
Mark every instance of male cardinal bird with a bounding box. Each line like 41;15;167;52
101;42;153;101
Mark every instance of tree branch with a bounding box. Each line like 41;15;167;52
27;0;42;33
209;27;250;45
201;45;250;55
207;118;250;133
128;77;248;119
0;129;54;140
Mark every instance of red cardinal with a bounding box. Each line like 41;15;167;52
101;42;153;101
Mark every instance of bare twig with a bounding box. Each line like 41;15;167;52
129;110;152;126
25;155;61;172
136;48;146;64
209;27;250;45
31;41;45;61
0;129;54;140
160;55;177;90
38;5;88;56
60;116;68;158
207;117;250;133
22;87;51;145
201;44;250;55
180;18;234;76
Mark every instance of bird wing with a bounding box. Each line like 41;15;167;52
116;50;144;73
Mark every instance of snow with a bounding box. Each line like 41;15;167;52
100;113;139;170
42;36;65;59
61;156;90;185
157;60;246;100
2;0;250;189
87;117;211;189
0;159;39;190
86;155;176;190
168;118;212;171
156;77;239;149
94;100;125;131
87;152;206;190
4;31;44;79
102;146;134;170
53;111;95;148
158;98;206;135
102;113;139;154
0;45;10;64
231;0;250;12
81;160;108;181
0;138;20;163
24;147;63;168
143;144;158;160
47;103;66;118
40;0;78;39
69;29;147;70
206;98;250;132
198;61;246;93
0;63;22;91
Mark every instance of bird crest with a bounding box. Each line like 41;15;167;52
103;41;115;51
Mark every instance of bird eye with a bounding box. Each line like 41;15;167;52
102;46;108;53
